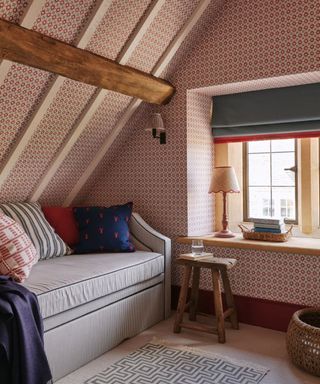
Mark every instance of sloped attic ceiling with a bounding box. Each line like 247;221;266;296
0;0;209;205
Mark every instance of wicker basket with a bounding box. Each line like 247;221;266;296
238;224;293;242
286;308;320;376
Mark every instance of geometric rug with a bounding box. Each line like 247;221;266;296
84;341;269;383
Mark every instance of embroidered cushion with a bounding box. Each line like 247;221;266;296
73;202;135;253
42;206;79;246
0;202;69;260
0;214;38;282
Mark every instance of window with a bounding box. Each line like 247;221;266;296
281;199;294;218
244;139;297;224
215;138;319;236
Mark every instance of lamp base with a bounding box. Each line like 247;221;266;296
214;230;236;238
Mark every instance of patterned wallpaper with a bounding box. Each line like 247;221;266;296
40;0;200;204
0;0;319;306
175;243;320;307
0;0;202;203
0;0;32;23
79;0;320;307
186;91;214;236
0;0;98;201
0;64;54;169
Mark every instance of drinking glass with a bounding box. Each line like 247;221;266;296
191;239;204;255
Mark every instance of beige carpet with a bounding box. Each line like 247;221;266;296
56;315;318;384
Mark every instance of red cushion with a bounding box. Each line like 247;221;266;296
0;214;38;282
42;206;79;246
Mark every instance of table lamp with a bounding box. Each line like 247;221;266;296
209;166;240;238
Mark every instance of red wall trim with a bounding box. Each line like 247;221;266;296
171;285;305;332
214;130;320;144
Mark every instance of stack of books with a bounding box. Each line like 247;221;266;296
252;217;285;234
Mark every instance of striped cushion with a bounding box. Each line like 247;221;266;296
0;202;68;260
0;214;38;282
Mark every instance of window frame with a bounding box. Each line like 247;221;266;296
243;140;298;225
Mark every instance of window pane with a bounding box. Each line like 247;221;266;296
248;187;271;218
271;139;295;152
271;152;295;186
248;153;270;186
272;187;296;221
245;139;297;223
248;140;270;153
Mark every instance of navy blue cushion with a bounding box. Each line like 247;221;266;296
73;203;135;253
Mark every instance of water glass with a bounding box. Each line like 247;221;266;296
191;239;204;255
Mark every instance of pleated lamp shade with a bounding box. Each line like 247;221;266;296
209;166;240;194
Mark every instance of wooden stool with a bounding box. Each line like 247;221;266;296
173;255;238;343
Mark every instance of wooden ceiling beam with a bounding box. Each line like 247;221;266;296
63;0;211;206
0;18;174;104
0;0;46;86
30;0;166;202
0;0;113;190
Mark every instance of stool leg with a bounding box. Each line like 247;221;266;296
189;267;200;321
221;269;239;330
174;265;192;333
212;269;225;343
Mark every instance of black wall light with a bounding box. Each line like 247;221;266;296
147;113;166;144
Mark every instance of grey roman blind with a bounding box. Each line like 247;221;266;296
211;83;320;143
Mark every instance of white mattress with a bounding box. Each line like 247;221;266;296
42;275;164;332
23;252;164;319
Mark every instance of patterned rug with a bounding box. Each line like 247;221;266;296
84;342;269;383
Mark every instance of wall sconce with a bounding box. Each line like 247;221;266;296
145;113;166;144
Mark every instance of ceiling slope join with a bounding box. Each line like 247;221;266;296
63;0;211;206
0;0;155;203
30;0;166;202
36;0;208;206
0;0;112;191
36;0;202;205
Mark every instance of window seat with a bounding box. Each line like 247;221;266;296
177;234;319;256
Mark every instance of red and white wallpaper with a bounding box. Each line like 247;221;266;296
0;0;31;23
0;0;98;201
0;0;320;307
0;64;54;170
0;0;202;204
186;91;214;236
175;243;320;307
126;0;197;73
78;0;320;307
34;0;98;42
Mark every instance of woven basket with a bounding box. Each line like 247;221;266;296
238;224;293;242
286;308;320;376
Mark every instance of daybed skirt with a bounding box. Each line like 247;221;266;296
45;282;164;381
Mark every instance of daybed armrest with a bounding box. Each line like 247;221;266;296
130;212;171;319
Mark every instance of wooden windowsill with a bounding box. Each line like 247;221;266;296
176;234;320;256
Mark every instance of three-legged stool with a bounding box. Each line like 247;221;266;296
173;255;238;343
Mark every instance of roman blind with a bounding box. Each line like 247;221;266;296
211;83;320;143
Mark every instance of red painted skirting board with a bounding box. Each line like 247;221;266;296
171;285;305;332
